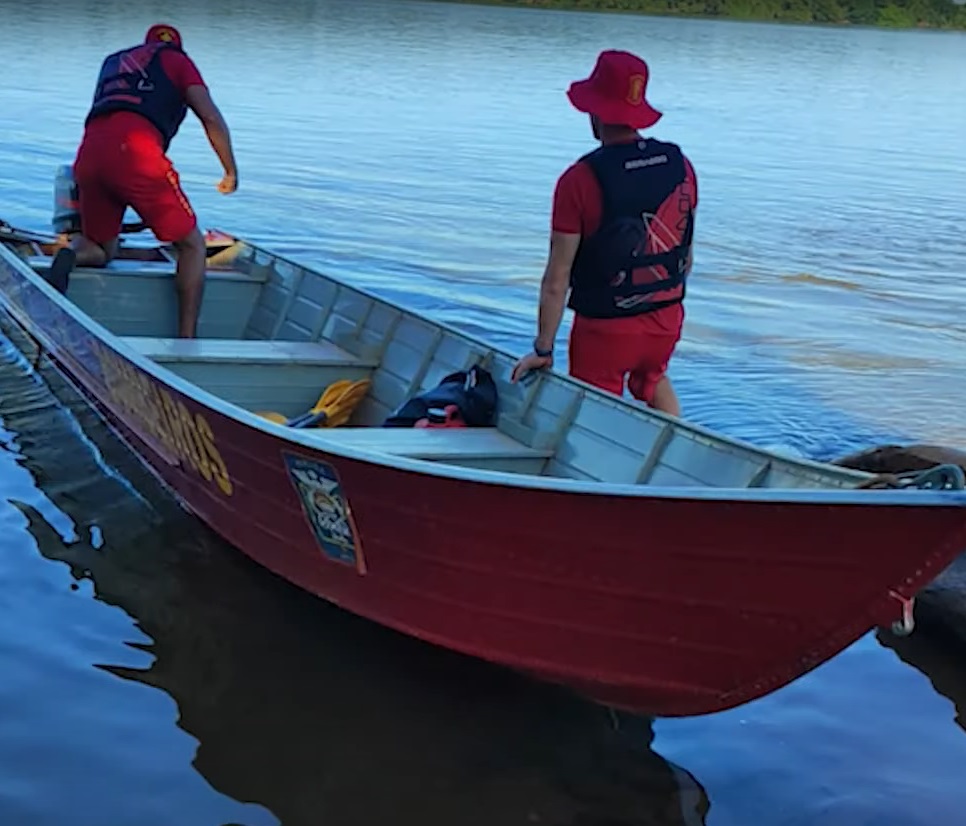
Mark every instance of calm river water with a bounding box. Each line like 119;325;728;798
1;0;965;823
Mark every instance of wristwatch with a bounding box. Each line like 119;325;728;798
533;339;553;358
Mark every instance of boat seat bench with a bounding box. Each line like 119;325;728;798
308;427;553;473
25;256;264;283
116;336;378;418
117;336;378;368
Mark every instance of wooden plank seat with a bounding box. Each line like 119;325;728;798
118;336;378;368
306;426;553;473
26;256;264;283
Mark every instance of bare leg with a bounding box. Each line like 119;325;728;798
172;227;206;338
650;375;682;417
70;234;117;267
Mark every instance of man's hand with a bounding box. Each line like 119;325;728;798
511;351;553;383
186;85;239;197
217;172;238;194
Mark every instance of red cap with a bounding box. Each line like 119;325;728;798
566;50;662;130
145;24;182;48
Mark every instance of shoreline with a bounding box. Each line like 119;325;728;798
425;0;966;33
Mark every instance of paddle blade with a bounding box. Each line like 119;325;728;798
257;411;288;424
263;378;372;430
314;378;372;428
308;379;354;414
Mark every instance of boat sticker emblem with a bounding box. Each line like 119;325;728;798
282;452;366;573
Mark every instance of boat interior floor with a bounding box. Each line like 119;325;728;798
115;335;553;475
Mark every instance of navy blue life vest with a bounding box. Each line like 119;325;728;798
568;139;695;319
85;42;188;151
382;365;498;428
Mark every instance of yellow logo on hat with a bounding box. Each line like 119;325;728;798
156;27;175;42
626;74;646;105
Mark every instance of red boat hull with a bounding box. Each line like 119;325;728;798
2;245;965;717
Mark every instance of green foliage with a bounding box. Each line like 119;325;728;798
446;0;966;28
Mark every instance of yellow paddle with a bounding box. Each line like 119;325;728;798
257;378;372;429
259;411;289;425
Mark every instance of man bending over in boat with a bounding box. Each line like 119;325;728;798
48;23;239;339
511;50;697;417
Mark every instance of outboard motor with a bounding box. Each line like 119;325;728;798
53;164;81;235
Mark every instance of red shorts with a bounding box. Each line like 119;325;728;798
568;307;683;404
73;112;197;245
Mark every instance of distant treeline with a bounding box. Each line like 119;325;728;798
441;0;966;29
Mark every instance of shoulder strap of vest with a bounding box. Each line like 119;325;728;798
578;146;619;225
580;139;685;226
113;41;183;63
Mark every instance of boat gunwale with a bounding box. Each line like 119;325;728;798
2;234;964;510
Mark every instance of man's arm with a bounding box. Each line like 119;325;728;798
534;230;581;353
185;85;239;190
510;164;587;383
509;229;580;383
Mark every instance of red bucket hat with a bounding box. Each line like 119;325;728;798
567;50;662;130
145;23;183;48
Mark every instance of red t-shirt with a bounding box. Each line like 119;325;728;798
85;48;207;147
158;49;207;95
551;144;698;334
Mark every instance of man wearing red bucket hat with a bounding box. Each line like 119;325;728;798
47;23;239;339
511;50;698;417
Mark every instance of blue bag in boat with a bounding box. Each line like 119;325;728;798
382;364;498;428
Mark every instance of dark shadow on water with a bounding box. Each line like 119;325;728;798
1;318;710;825
877;628;966;737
